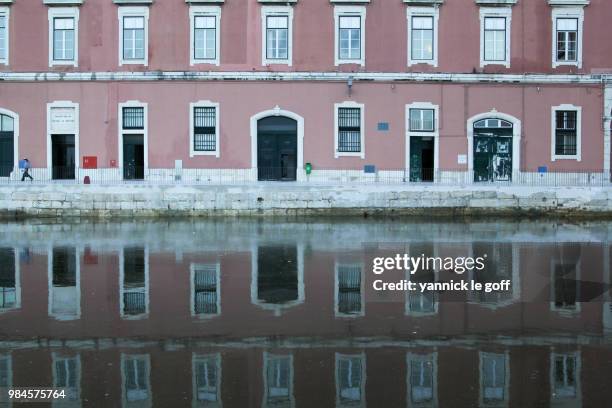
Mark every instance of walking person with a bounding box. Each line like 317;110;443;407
21;158;33;181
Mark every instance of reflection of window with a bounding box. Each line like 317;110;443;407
122;354;151;407
257;246;298;305
552;352;580;401
121;247;148;318
470;243;514;306
0;248;17;311
0;354;10;405
193;354;221;407
264;353;293;408
53;354;80;405
552;262;579;313
191;263;220;317
336;353;365;407
336;263;363;317
50;247;80;320
407;353;437;405
406;243;437;315
480;352;508;406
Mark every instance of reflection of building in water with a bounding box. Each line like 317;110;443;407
406;243;438;316
469;243;520;308
479;351;509;407
0;354;11;406
48;247;80;320
406;352;437;407
251;245;304;316
52;353;81;408
190;263;221;319
336;353;365;407
120;247;149;319
0;247;19;313
550;351;581;408
550;255;581;315
192;353;221;408
122;354;151;408
335;262;364;317
605;246;611;332
263;352;294;408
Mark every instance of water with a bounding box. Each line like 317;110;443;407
0;219;611;407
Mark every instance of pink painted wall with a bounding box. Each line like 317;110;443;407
1;0;611;74
0;81;603;171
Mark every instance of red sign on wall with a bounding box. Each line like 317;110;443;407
83;156;98;169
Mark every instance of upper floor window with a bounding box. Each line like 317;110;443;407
48;8;79;67
334;6;366;66
552;7;584;68
335;102;365;159
0;7;9;65
407;7;439;67
479;7;511;68
190;6;221;66
119;7;149;66
190;101;220;158
262;6;293;66
551;105;581;161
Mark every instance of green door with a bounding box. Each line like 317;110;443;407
473;119;513;182
410;137;435;182
0;114;14;177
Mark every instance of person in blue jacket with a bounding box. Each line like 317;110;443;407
21;158;33;181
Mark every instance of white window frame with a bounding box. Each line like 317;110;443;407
334;6;366;66
263;352;294;408
405;102;440;176
189;101;220;158
192;353;222;407
119;246;150;320
551;7;584;69
48;7;79;67
261;5;293;66
551;104;581;162
52;353;81;403
0;7;10;66
550;257;581;315
118;6;149;66
406;352;438;407
479;7;512;68
121;353;151;408
550;351;581;403
47;246;81;321
334;261;364;318
190;5;221;66
334;101;365;159
407;6;439;67
118;101;148;178
335;353;366;408
190;262;221;318
479;351;510;407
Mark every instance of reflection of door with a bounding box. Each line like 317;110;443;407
410;137;434;182
257;246;298;305
257;117;297;181
123;135;144;180
473;119;513;182
51;134;75;180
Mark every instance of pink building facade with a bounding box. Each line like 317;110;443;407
0;0;611;183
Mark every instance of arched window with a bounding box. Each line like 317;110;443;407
474;118;513;129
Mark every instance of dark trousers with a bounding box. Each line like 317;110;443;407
21;169;33;181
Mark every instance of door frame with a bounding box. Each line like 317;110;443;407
118;101;148;180
0;108;18;178
467;110;521;181
250;106;304;180
47;101;79;180
405;102;440;181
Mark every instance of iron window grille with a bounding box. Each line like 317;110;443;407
484;17;506;62
122;107;144;130
337;108;361;153
266;15;289;60
556;18;578;62
337;264;361;315
338;15;361;60
193;107;217;152
193;264;218;315
409;108;435;132
123;16;145;61
53;17;75;61
411;16;434;61
555;111;577;156
194;15;216;61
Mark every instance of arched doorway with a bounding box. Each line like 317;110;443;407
0;113;16;178
257;116;297;181
473;118;514;182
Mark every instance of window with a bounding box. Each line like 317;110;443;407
190;6;220;66
193;354;221;406
48;8;79;67
480;352;509;406
334;6;366;66
409;109;435;132
122;354;151;406
335;102;365;158
49;247;80;320
336;353;365;407
552;7;584;68
0;7;9;65
119;7;149;66
407;353;437;405
264;353;293;407
262;6;293;66
407;7;439;67
0;248;17;311
190;101;220;158
191;263;220;317
335;263;363;317
479;8;511;68
120;247;148;319
551;261;580;313
0;354;10;405
551;105;581;161
53;354;80;402
551;352;580;401
123;107;144;130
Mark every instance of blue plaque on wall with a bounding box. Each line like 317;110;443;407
364;165;376;174
377;122;389;131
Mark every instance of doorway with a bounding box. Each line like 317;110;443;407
473;118;513;182
123;135;144;180
51;134;75;180
410;137;435;182
257;116;297;181
0;114;14;177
